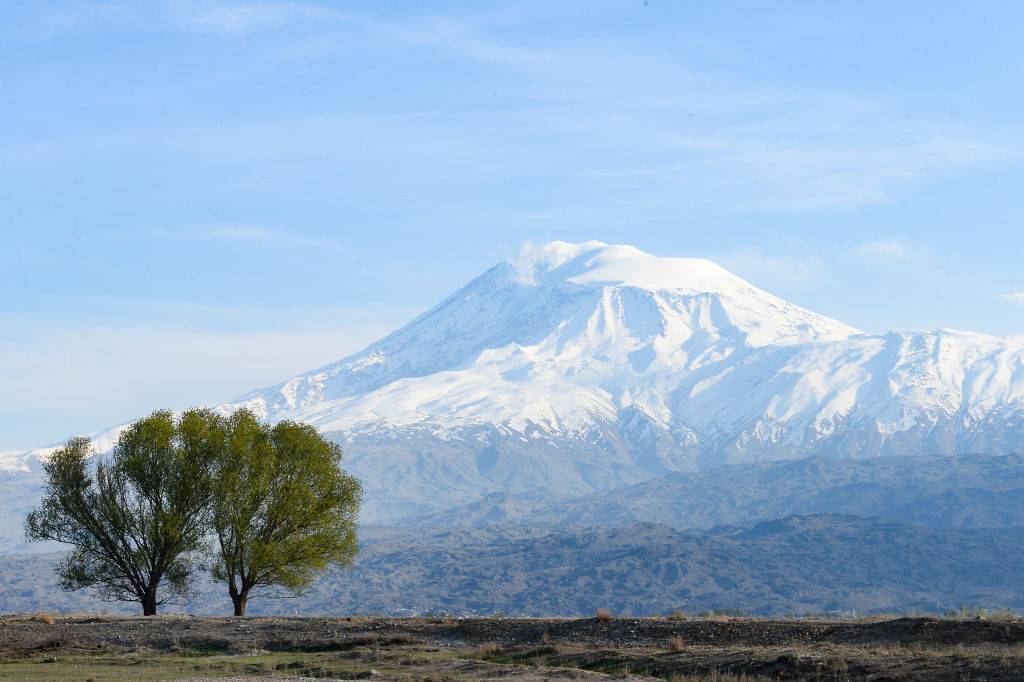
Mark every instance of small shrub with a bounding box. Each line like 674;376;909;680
825;657;849;674
669;637;685;651
541;630;552;644
700;608;746;620
31;613;56;625
473;642;501;658
955;605;990;620
595;608;612;622
668;608;687;621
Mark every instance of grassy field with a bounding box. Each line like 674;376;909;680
2;612;1023;680
0;649;470;681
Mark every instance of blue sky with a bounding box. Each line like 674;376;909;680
2;1;1023;449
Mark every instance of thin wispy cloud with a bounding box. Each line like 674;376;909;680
39;0;350;35
853;239;917;265
1000;291;1024;304
155;225;349;252
17;3;1024;216
205;225;339;249
168;1;345;34
717;248;827;290
0;300;417;449
0;322;382;449
20;295;422;333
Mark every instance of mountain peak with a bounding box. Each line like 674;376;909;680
511;240;776;300
226;240;862;432
508;240;636;283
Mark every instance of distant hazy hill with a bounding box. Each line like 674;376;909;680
397;453;1024;531
4;515;1023;616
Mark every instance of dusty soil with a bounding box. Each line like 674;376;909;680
2;613;1024;680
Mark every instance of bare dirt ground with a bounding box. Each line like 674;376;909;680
2;613;1024;680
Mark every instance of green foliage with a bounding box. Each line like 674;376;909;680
24;409;221;615
209;409;362;615
948;605;992;619
25;407;361;616
698;608;747;618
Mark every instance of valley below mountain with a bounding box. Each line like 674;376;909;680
3;513;1023;617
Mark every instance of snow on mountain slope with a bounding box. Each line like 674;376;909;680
3;241;1024;539
233;241;859;431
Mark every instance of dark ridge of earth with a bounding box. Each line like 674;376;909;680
3;613;1024;681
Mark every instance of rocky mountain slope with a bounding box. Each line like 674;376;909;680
397;453;1024;531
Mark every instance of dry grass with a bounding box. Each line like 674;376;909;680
595;608;612;622
472;642;502;658
822;656;849;675
668;608;687;621
3;615;1023;681
704;613;742;622
668;672;761;681
29;612;56;625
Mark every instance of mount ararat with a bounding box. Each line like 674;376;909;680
3;240;1024;540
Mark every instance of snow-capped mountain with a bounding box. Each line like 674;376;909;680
216;240;1024;519
4;240;1024;534
233;240;860;431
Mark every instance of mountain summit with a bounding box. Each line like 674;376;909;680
4;241;1024;529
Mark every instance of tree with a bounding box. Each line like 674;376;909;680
209;409;361;616
25;409;221;615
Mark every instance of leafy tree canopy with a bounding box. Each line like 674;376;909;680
209;409;361;615
25;409;221;615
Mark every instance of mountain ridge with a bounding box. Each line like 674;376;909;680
392;452;1024;532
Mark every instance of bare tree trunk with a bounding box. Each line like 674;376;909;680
229;579;249;616
232;592;248;617
142;592;158;616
